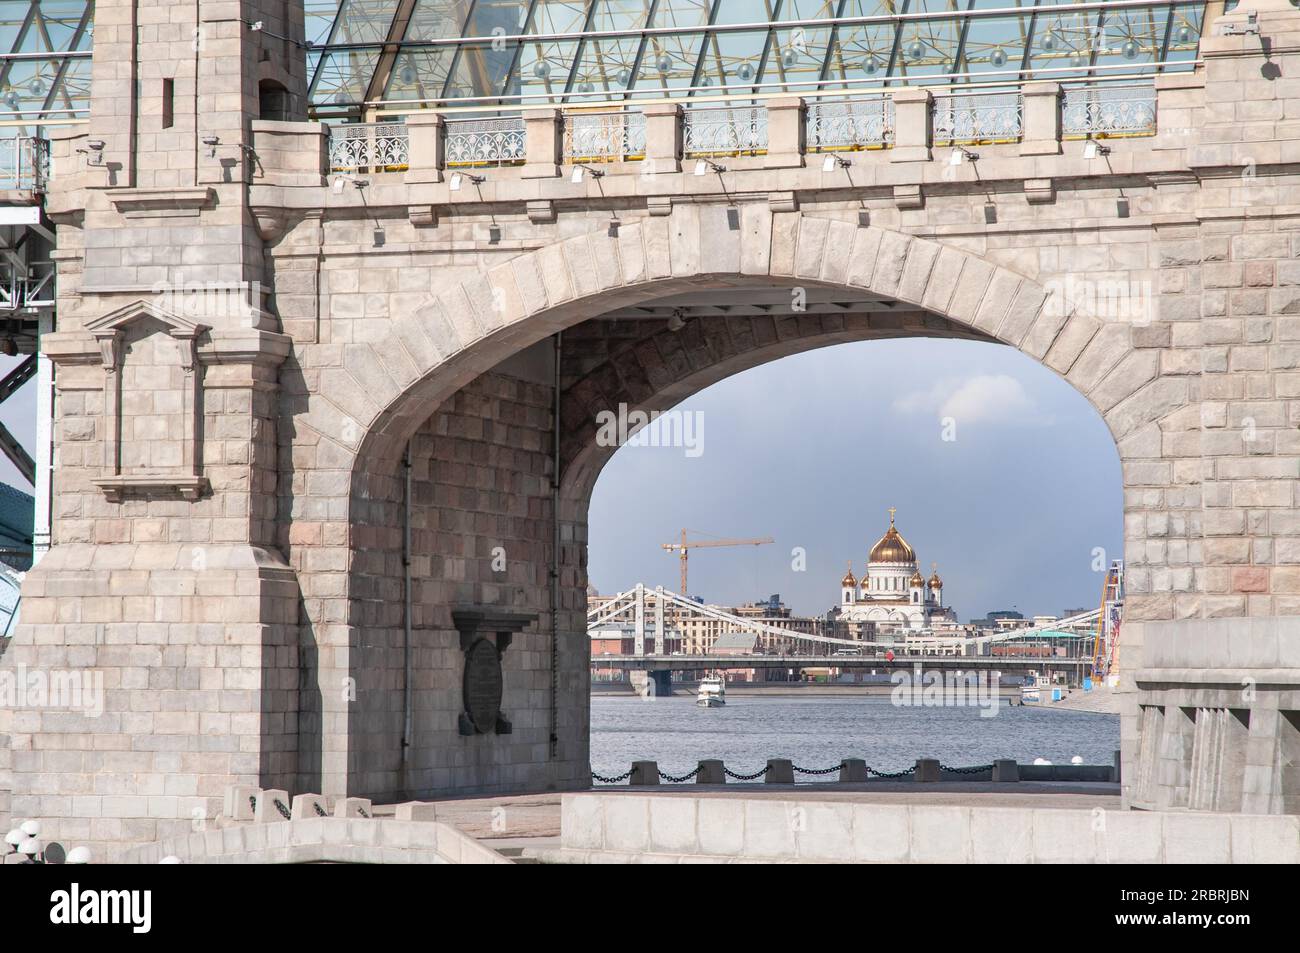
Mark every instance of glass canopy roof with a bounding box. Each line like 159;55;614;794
0;1;93;133
305;0;1211;118
0;1;1217;127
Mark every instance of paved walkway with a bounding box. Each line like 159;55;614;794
379;781;1120;850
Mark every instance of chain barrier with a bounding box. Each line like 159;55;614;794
658;766;702;783
587;761;997;783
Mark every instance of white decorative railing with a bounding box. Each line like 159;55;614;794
562;110;646;162
683;105;768;157
1062;83;1157;138
0;136;48;191
931;91;1023;145
327;122;409;172
445;116;526;166
807;97;894;151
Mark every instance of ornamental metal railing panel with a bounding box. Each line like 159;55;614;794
445;116;526;167
327;121;409;172
932;91;1024;146
1062;83;1157;139
806;97;894;151
683;106;768;157
561;110;646;162
0;136;49;191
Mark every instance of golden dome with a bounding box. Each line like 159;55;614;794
929;564;943;589
841;562;857;587
909;570;924;587
868;508;916;564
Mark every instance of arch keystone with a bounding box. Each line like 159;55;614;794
794;216;830;280
616;221;647;284
669;204;702;277
699;205;742;276
739;204;774;276
769;212;801;277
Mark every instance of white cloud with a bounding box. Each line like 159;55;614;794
893;374;1046;425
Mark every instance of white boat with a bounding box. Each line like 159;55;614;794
697;675;726;708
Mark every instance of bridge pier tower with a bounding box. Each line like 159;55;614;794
629;670;674;698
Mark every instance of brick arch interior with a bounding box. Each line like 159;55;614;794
292;211;1184;802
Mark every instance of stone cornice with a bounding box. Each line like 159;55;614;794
104;186;215;217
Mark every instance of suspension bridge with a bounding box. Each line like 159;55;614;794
588;565;1123;694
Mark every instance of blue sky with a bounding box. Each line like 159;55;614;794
588;337;1124;621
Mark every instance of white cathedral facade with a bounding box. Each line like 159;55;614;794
837;509;957;631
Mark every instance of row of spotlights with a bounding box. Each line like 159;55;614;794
439;144;1106;191
4;820;91;864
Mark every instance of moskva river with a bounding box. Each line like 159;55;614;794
590;693;1120;780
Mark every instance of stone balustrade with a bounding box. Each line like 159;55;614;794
311;80;1167;185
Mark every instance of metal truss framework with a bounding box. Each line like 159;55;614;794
304;0;1212;118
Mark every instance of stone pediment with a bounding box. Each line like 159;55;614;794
84;299;208;370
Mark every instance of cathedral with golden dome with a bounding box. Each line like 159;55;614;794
836;508;956;631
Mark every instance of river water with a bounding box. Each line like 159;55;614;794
590;693;1120;779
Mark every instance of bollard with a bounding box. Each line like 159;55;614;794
765;758;794;784
992;759;1020;782
290;793;331;820
1112;749;1122;784
630;760;660;785
914;758;941;782
335;797;373;819
253;788;291;823
696;759;726;784
395;802;439;821
224;784;260;821
840;758;869;783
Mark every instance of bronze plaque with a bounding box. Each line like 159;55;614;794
462;637;503;733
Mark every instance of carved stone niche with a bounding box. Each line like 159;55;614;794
85;300;210;502
451;608;539;737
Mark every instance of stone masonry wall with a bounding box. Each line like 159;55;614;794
337;369;589;800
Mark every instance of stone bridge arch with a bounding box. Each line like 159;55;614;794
289;207;1192;806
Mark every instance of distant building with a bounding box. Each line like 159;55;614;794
973;609;1025;629
834;508;957;632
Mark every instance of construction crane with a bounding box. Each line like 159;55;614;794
1089;559;1125;683
661;530;774;597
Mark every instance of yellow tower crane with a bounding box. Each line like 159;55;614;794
661;530;775;597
